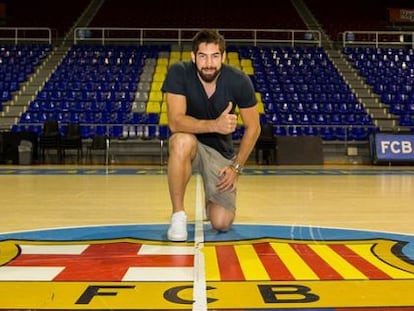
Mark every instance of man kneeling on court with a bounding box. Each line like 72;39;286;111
162;29;260;241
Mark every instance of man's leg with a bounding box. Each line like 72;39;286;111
197;143;236;233
167;133;197;241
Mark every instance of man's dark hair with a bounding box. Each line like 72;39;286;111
191;29;226;55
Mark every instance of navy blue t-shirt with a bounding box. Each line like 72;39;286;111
161;61;256;159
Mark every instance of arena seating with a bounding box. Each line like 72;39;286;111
17;44;170;139
0;43;52;111
11;42;376;142
344;46;414;127
232;45;375;140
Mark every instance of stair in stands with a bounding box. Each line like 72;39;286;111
0;45;70;130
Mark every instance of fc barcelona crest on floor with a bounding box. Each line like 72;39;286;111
0;224;414;310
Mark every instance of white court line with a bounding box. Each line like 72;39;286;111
193;174;207;311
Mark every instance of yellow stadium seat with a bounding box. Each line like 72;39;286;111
256;101;265;113
153;72;166;82
151;81;163;92
146;101;161;114
242;66;254;75
237;114;243;126
154;65;168;75
161;101;168;112
148;91;163;102
240;58;252;67
227;51;239;60
228;58;241;68
170;51;181;59
181;51;192;60
157;58;169;66
159;112;168;125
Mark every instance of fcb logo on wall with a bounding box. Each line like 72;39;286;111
0;224;414;309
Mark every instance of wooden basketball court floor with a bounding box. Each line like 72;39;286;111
0;164;413;234
0;164;414;310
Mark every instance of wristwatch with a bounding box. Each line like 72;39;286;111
231;162;244;175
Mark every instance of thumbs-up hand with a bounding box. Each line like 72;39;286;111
215;102;237;134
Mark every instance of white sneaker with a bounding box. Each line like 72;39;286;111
167;211;188;241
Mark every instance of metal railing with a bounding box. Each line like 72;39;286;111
342;30;414;48
0;27;53;44
4;27;414;49
73;27;322;47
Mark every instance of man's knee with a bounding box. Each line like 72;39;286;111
169;133;197;155
211;220;232;233
208;204;235;232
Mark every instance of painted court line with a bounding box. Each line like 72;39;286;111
1;168;414;176
193;174;207;311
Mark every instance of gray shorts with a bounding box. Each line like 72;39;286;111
192;142;236;210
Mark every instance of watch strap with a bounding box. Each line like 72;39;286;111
231;162;243;174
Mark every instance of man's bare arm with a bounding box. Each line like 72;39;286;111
166;93;238;135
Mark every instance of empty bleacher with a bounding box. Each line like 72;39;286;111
2;26;409;164
0;43;52;111
16;44;170;140
344;46;414;128
243;44;375;141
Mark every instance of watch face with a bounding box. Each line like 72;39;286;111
232;163;243;174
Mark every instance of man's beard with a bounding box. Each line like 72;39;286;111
197;66;221;83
